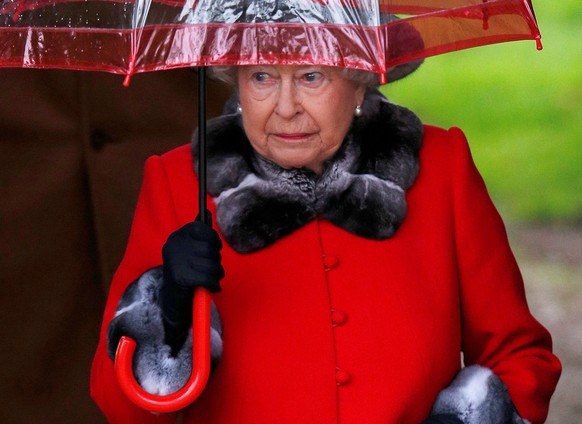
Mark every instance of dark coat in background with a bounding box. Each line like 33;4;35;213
0;68;230;424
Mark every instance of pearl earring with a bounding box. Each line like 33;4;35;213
354;105;362;117
236;104;242;114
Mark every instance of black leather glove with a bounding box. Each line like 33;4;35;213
159;213;224;355
421;414;464;424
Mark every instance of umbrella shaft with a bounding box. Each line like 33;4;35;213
198;67;207;224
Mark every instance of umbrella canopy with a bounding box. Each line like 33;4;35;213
1;0;541;83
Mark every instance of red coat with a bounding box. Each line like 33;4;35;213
91;125;560;423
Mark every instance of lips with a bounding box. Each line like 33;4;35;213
273;133;314;141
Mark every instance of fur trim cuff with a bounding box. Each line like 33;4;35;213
107;268;223;395
429;365;527;424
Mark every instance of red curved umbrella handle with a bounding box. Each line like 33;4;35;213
114;287;212;413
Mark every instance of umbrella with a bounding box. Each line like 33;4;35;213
0;0;543;413
1;0;541;85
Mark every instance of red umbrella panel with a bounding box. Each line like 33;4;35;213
1;0;541;83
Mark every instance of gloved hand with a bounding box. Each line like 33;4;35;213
421;414;464;424
159;213;224;355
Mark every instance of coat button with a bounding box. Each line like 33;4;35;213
322;254;339;271
331;309;347;326
336;368;351;386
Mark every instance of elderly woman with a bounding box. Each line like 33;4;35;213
90;63;560;424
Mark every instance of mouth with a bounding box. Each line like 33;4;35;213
273;133;315;141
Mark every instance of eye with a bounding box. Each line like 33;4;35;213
252;72;271;83
302;72;322;83
298;71;325;88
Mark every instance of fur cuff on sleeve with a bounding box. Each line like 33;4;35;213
429;365;528;424
107;267;223;395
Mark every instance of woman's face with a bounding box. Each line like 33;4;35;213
237;65;366;174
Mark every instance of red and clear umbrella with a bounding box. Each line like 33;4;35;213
0;0;542;414
1;0;541;85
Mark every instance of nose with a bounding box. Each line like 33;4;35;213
274;80;301;119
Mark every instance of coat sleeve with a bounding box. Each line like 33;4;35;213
90;155;182;423
448;127;561;423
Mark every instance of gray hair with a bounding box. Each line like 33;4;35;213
209;65;379;88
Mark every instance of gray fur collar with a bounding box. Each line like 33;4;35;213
193;90;423;253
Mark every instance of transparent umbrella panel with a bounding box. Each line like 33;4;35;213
0;0;540;78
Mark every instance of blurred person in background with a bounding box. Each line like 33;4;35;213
0;68;230;423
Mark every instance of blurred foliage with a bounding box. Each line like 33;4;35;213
383;0;582;223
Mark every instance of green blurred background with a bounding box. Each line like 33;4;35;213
383;0;582;224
